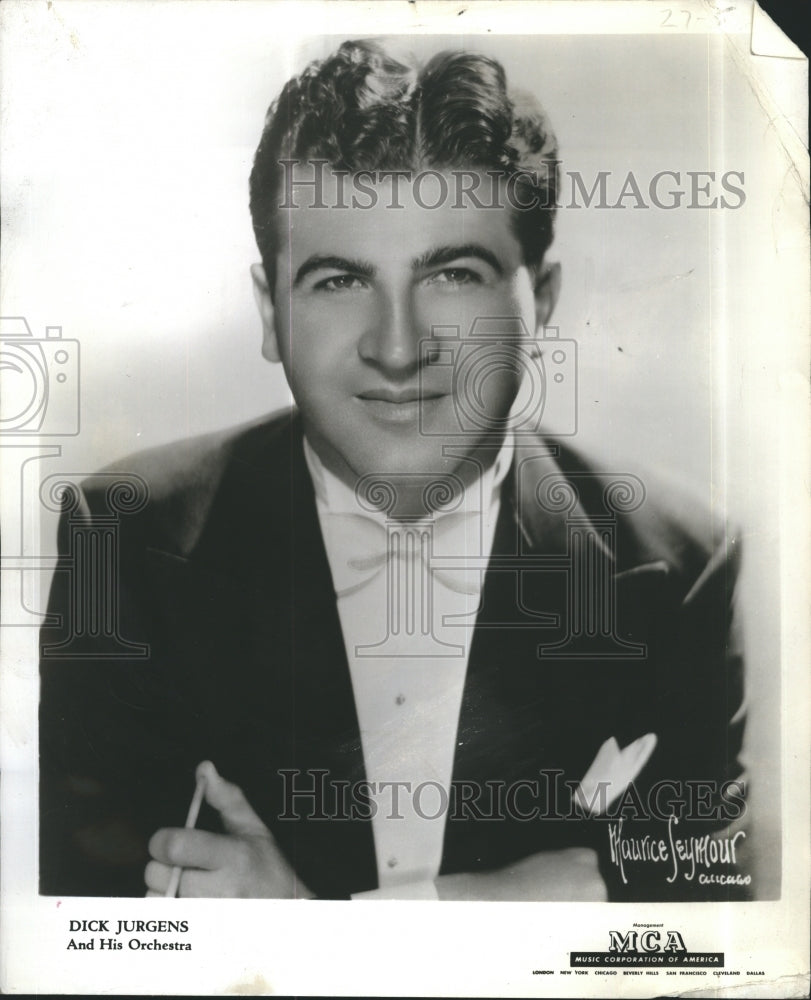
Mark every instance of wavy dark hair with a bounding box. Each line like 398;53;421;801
249;39;559;277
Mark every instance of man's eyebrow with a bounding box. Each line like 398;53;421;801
412;244;504;275
293;255;377;286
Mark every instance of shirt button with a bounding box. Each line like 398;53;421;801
387;857;398;868
395;693;406;705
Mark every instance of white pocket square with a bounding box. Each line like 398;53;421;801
575;732;658;816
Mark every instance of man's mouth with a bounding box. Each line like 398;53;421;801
356;388;446;423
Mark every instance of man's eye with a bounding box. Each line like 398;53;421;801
427;268;481;287
315;274;367;292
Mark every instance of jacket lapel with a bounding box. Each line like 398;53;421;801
144;415;376;897
441;441;673;872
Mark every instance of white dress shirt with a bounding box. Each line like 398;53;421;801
303;438;513;899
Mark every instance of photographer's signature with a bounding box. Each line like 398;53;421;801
608;815;748;886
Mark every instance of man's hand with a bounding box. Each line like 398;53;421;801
144;761;314;898
434;847;607;902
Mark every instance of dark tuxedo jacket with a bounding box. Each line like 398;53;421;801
39;411;746;900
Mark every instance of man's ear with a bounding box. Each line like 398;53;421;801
533;261;562;330
250;263;280;363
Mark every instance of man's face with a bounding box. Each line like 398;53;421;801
252;168;559;492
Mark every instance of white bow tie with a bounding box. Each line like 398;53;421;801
320;509;486;598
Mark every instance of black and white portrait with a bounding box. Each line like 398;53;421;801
1;2;806;994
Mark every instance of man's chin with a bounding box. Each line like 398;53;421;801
346;453;470;518
349;442;503;496
351;450;462;482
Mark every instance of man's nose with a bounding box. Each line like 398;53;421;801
357;294;423;376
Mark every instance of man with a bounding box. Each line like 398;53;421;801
39;39;746;901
